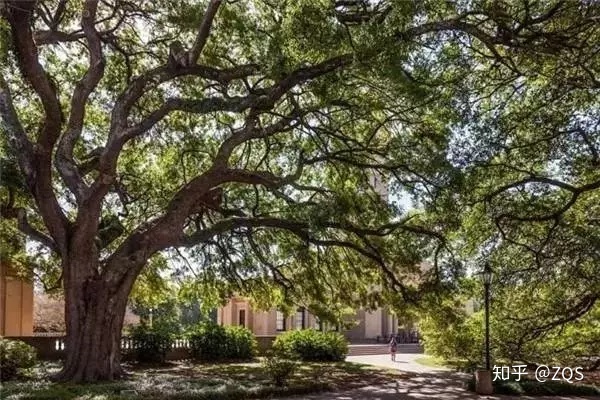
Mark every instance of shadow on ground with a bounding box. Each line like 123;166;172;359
277;370;598;400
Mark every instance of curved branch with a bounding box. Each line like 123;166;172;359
101;63;259;169
56;0;106;202
0;205;59;254
1;5;70;252
124;95;257;140
486;176;579;200
181;216;418;302
0;75;35;183
15;209;59;253
3;0;63;147
486;176;600;222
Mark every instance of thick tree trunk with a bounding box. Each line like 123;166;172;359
55;257;134;382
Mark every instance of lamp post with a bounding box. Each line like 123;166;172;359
482;262;493;371
475;262;494;395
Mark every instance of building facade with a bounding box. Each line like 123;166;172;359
0;262;34;336
217;296;398;341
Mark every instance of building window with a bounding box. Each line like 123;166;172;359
295;307;306;330
238;309;246;328
276;310;286;331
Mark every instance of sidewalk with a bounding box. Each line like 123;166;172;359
346;353;448;374
273;354;598;400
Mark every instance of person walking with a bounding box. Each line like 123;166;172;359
389;335;397;361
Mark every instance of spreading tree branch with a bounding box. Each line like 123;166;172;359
188;0;223;64
56;0;106;202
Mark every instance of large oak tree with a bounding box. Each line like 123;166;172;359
1;0;596;382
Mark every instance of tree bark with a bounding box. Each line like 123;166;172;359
54;257;133;382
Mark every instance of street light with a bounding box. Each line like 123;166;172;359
482;263;493;371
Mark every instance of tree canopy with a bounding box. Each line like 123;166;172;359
412;0;600;367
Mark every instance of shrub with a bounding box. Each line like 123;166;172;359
0;337;37;381
272;329;348;362
188;322;257;361
261;355;298;387
225;325;257;360
129;323;175;364
188;322;227;361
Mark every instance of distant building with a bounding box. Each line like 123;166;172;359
217;296;398;340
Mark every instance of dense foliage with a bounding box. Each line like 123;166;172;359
418;309;483;367
272;329;348;362
188;322;257;361
419;292;600;370
0;338;37;381
128;323;175;364
410;0;600;366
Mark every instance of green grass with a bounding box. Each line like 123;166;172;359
414;356;446;368
0;360;405;400
414;355;475;371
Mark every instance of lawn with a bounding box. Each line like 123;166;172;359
0;360;406;400
414;355;446;368
414;355;474;371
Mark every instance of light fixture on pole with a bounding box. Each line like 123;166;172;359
475;262;494;395
482;262;493;371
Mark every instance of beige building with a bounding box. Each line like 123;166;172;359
217;172;404;340
217;296;398;340
0;262;34;336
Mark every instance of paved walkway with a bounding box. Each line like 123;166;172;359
346;353;448;374
274;354;597;399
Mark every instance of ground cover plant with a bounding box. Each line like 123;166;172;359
0;338;37;381
0;360;405;400
260;356;298;387
465;375;600;397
